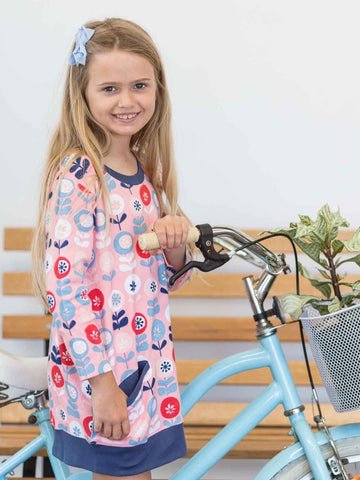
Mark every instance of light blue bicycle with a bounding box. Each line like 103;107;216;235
0;224;359;480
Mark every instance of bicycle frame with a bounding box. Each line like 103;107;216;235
1;225;359;480
1;332;357;480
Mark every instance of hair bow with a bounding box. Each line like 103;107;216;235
68;26;95;66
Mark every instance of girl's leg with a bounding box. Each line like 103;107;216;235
93;472;151;480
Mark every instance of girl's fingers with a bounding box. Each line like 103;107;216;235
166;223;175;249
152;216;190;251
148;248;162;256
111;424;122;441
121;418;130;438
93;419;102;434
102;423;112;438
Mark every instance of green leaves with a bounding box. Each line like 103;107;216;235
332;239;344;257
269;204;360;318
298;264;332;298
281;294;318;320
343;228;360;253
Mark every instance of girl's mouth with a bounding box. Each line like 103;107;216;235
112;112;141;123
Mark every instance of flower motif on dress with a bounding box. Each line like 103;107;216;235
140;185;151;206
136;239;151;259
108;290;124;312
144;278;158;298
54;257;71;279
83;416;94;437
157;357;174;376
131;313;147;335
59;343;74;366
51;365;64;388
114;231;133;255
54;219;72;239
59;408;67;421
85;324;102;344
160;397;180;419
124;274;141;296
69;420;84;438
129;197;143;215
74;210;94;232
110;193;125;215
88;288;104;311
75;286;90;305
58;178;75;198
47;291;56;313
81;380;92;398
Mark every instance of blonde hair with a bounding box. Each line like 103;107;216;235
31;17;189;310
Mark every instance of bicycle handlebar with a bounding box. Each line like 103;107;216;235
139;225;285;273
138;226;200;250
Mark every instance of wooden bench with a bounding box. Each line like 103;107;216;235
2;227;359;464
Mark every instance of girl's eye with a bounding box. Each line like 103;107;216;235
134;83;146;90
104;86;116;93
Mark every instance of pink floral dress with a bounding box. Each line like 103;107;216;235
45;152;190;475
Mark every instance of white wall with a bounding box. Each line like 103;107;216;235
1;1;360;478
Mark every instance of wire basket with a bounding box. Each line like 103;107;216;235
300;302;360;413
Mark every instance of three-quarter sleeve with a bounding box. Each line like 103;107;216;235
45;154;112;381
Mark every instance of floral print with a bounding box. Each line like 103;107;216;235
46;153;191;452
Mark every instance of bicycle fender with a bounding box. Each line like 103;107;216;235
254;423;360;480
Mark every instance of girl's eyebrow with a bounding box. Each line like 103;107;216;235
97;78;152;86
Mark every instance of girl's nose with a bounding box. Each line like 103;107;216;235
117;89;135;108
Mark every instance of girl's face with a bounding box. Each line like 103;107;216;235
85;49;157;143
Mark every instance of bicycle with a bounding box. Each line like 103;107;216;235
0;224;359;480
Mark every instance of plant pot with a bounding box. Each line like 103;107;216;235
300;302;360;413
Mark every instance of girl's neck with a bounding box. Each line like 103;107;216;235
104;137;137;175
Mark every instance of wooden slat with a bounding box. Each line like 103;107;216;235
3;315;51;339
3;314;303;342
0;425;47;456
184;426;294;459
2;400;355;429
4;272;359;297
185;402;358;427
172;316;302;342
4;227;355;253
3;272;33;296
4;228;34;251
176;360;322;386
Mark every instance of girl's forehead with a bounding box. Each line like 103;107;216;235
88;50;155;84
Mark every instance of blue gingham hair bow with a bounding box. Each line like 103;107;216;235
68;26;95;66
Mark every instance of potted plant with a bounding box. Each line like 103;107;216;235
265;204;360;412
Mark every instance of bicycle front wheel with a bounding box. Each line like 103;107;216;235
271;436;360;479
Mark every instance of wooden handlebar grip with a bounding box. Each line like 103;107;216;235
138;226;200;251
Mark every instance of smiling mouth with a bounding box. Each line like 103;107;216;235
112;112;140;120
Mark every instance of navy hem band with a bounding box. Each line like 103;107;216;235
103;152;144;185
52;423;187;475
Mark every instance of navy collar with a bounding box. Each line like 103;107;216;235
103;152;144;185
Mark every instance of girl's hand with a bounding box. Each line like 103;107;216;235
150;215;189;271
88;371;130;440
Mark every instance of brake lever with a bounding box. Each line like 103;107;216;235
169;223;231;286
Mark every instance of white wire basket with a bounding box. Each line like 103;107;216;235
300;302;360;413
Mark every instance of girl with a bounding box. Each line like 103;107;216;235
31;18;192;480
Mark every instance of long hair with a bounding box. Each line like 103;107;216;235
32;17;189;310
